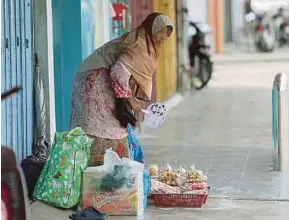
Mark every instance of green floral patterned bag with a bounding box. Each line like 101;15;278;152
33;127;93;208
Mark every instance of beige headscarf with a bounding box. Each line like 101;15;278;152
116;13;173;101
77;13;173;101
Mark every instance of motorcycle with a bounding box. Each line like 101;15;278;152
251;12;276;52
280;17;289;45
188;21;213;90
272;8;289;46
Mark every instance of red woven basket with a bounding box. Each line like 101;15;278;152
153;188;210;208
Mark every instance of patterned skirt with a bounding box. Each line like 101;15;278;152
88;135;130;166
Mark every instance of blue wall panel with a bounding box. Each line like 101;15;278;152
1;0;34;162
10;0;18;159
20;0;28;160
15;0;23;159
52;0;82;131
24;0;34;157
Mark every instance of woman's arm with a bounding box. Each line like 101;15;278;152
110;61;141;112
110;61;133;99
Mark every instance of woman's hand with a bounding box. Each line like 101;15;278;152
127;97;141;113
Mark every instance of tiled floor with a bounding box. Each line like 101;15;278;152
30;54;289;219
142;144;289;200
31;198;289;220
138;59;289;200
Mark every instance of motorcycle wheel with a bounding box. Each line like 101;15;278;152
255;22;276;52
191;56;213;90
255;41;274;52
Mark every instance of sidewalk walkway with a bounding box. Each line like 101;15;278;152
30;54;289;219
213;47;289;64
139;58;289;200
31;198;289;220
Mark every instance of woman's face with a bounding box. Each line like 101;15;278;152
153;26;169;48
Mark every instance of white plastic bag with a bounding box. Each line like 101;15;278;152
83;149;145;216
102;148;123;173
103;148;144;172
86;148;145;174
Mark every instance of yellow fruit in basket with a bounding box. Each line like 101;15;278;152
149;164;159;177
186;170;205;183
158;171;180;186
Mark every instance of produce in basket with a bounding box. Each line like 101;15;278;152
159;163;173;174
186;169;207;183
148;164;159;178
184;182;207;191
151;179;181;194
175;166;187;175
158;171;180;186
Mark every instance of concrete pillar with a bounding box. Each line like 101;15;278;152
208;0;223;54
175;0;185;92
216;0;224;53
231;0;245;43
33;0;56;141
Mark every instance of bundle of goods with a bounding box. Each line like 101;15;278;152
82;149;145;216
33;127;93;209
149;164;209;208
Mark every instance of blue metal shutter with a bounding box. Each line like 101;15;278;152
1;0;34;162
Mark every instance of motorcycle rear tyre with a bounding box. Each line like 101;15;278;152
255;41;274;53
191;56;213;90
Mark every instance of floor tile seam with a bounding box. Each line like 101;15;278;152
237;149;251;196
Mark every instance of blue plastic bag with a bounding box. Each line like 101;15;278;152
126;124;150;209
143;169;151;209
126;124;145;164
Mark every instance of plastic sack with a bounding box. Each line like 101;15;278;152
90;149;144;192
126;124;145;164
82;149;145;216
33;127;93;208
99;164;132;192
103;148;144;173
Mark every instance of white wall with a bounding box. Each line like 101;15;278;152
184;0;208;64
231;0;245;42
94;0;113;46
81;0;113;59
186;0;208;23
251;0;289;14
33;0;56;141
